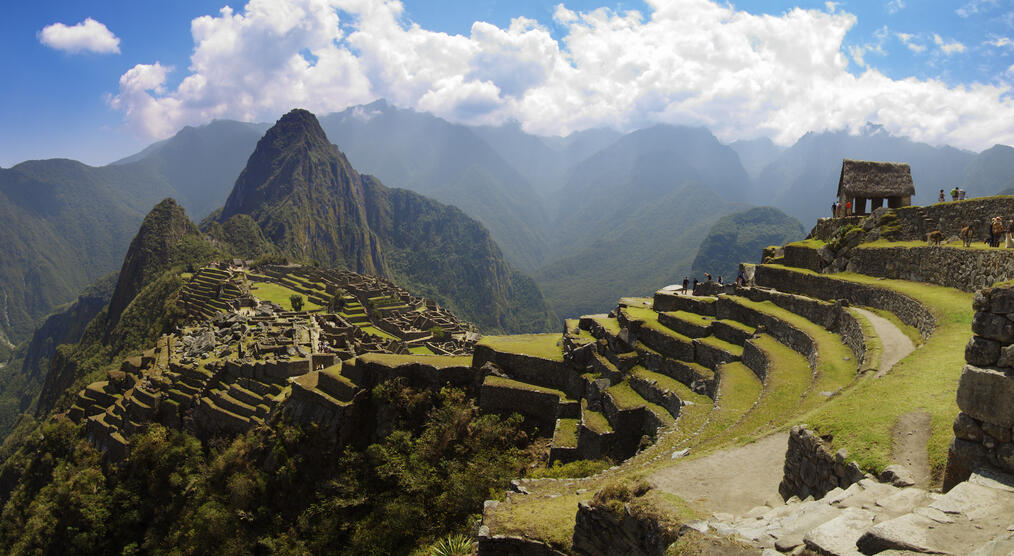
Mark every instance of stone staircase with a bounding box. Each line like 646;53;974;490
709;466;1014;555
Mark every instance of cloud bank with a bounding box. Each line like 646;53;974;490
109;0;1014;150
39;18;121;54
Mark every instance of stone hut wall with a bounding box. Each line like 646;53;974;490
944;284;1014;490
780;425;866;500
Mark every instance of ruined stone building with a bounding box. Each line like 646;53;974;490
837;159;914;215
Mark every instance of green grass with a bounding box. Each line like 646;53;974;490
553;418;579;448
408;346;434;355
629;367;710;407
581;400;613;434
483;375;566;398
722;295;857;412
786;239;827;249
483;492;588;550
709;335;811;444
693;362;761;442
606;381;648;411
715;319;755;334
606;381;675;425
765;266;973;480
249;280;323;311
589;316;621;335
358;325;398;340
477;334;564;361
860;238;995;250
664;310;712;327
623;307;694;343
695;335;744;357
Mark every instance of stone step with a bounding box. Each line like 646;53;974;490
549;418;579;463
658;310;713;338
211;389;257;418
711;319;756;345
694;336;744;371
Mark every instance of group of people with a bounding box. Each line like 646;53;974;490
678;270;748;295
939;187;967;202
831;200;852;218
987;216;1014;248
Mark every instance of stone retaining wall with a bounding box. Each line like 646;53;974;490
780;425;866;500
944;284;1014;490
754;265;935;338
846;246;1014;293
571;500;679;556
714;297;817;367
734;286;867;369
479;381;565;436
783;244;825;272
893;197;1014;241
473;345;584;398
741;339;769;381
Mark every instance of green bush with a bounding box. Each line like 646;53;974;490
289;294;304;311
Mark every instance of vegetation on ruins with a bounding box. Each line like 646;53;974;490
288;294;303;312
0;385;534;554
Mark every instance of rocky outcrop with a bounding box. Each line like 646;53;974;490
944;284;1014;489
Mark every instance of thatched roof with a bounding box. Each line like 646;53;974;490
836;159;914;198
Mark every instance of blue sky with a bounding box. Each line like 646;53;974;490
3;0;1014;167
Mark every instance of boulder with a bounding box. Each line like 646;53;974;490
972;312;1014;343
879;465;915;487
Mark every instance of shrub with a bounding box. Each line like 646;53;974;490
289;294;304;311
428;533;474;556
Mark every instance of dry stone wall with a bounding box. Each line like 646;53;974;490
755;265;935;338
846;245;1014;293
780;425;867;500
945;284;1014;489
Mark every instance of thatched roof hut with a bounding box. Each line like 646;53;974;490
837;159;914;214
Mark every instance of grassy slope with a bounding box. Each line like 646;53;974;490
764;266;973;478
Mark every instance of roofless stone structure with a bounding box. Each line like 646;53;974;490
837;159;914;215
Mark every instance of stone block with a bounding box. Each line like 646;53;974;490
999;344;1014;368
966;336;1002;367
972;312;1014;343
990;287;1014;314
983;421;1012;443
997;443;1014;474
956;365;1014;427
953;412;983;442
943;438;987;491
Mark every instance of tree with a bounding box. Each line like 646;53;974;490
289;294;304;311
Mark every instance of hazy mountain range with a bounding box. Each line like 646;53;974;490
4;101;1014;353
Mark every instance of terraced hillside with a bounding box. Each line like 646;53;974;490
476;209;1002;554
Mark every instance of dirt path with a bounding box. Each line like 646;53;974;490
649;432;788;516
852;307;915;378
892;411;932;488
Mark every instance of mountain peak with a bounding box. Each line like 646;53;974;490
265;108;330;146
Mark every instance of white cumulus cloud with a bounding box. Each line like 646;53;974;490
108;0;1014;151
39;18;120;54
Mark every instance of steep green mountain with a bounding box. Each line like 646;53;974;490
962;144;1014;196
691;206;805;280
220;109;555;333
318;101;551;271
36;199;219;415
757;127;974;225
0;161;147;346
